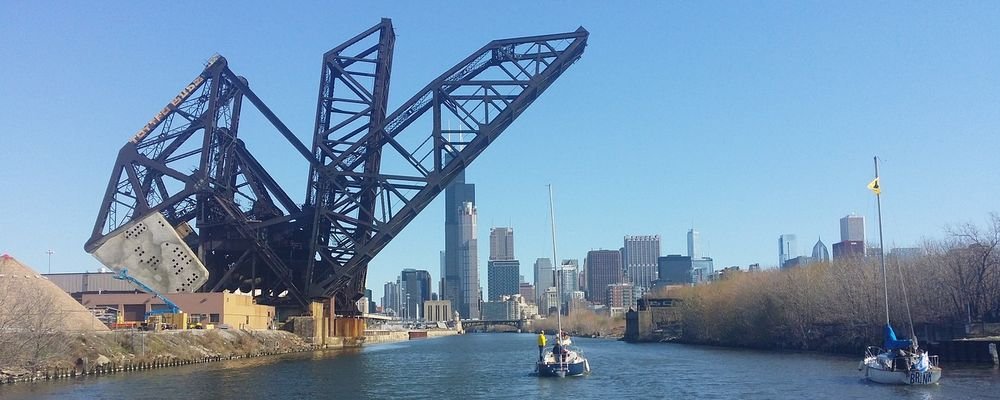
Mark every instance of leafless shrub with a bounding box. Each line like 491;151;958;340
0;279;71;371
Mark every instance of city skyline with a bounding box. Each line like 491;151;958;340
2;4;998;305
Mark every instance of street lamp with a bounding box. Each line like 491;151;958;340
46;249;54;274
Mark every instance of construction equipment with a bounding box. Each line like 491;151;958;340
114;268;187;330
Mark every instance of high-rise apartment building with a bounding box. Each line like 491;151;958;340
607;282;639;312
687;229;700;259
585;250;623;305
489;227;515;261
779;234;797;268
533;258;553;305
623;235;660;290
840;215;865;242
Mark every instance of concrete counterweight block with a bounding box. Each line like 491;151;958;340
91;213;209;293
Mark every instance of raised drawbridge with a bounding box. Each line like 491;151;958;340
85;19;588;316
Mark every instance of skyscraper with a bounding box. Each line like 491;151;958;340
779;234;797;268
657;255;693;285
518;282;535;304
489;227;515;261
585;250;622;305
623;235;660;290
558;259;579;307
840;215;865;242
488;260;520;301
692;257;714;283
835;215;866;259
533;258;553;304
443;158;477;318
456;202;480;319
487;226;519;301
400;269;432;319
812;237;830;262
382;280;400;316
687;229;700;259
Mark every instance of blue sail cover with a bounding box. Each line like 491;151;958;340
883;324;913;351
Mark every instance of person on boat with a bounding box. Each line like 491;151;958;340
553;340;563;363
537;330;547;361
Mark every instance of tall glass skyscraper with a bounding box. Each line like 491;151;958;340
487;227;519;301
687;229;700;259
779;234;797;268
533;258;553;305
400;269;432;320
559;259;579;307
443;157;477;318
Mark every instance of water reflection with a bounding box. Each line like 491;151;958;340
1;334;997;400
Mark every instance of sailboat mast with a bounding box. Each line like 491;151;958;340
548;185;562;334
875;156;890;326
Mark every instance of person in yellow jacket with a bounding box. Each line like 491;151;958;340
537;330;547;361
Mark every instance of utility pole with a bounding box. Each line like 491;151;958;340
46;249;54;274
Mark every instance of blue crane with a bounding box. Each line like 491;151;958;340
113;268;182;317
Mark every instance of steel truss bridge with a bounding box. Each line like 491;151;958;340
85;19;588;315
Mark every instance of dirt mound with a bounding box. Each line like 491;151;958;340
0;254;109;332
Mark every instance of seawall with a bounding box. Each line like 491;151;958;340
364;329;460;345
0;329;318;385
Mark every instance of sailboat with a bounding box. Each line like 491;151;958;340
536;185;591;378
859;157;942;385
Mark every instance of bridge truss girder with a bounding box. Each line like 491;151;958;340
86;19;588;315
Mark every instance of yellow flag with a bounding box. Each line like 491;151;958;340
867;177;881;195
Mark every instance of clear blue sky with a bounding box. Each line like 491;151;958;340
2;2;998;302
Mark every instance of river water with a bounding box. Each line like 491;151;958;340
2;333;997;399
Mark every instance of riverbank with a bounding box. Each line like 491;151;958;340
0;327;463;385
0;329;317;384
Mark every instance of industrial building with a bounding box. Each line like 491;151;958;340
80;292;275;330
45;271;275;330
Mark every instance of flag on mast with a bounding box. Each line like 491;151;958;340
867;177;881;195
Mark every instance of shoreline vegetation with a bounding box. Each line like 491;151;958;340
526;310;626;339
654;214;1000;353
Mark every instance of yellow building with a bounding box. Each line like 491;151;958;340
80;291;275;330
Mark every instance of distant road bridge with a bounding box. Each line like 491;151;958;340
461;319;531;332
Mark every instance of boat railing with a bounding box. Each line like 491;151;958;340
927;355;939;367
865;346;884;359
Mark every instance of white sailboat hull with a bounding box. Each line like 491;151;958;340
862;358;941;385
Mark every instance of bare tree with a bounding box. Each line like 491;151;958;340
0;279;71;372
937;213;1000;323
